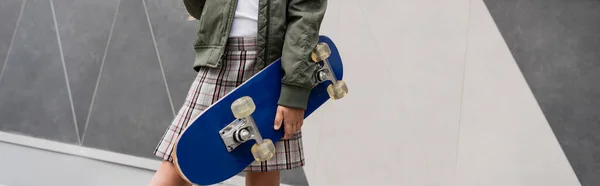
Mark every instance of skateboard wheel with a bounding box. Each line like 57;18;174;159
251;139;276;162
311;42;331;62
231;96;256;119
327;80;348;100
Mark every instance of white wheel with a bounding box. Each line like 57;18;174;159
251;139;276;162
311;42;331;62
327;80;348;100
231;96;256;119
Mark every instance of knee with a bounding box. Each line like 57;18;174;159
246;171;280;186
148;161;191;186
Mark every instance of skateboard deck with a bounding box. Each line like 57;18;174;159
173;35;346;185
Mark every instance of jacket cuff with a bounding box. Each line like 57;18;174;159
278;83;311;110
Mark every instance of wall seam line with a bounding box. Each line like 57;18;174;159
453;0;473;185
50;0;81;145
0;0;27;91
141;0;177;117
81;0;122;145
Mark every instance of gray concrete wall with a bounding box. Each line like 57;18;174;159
1;0;598;185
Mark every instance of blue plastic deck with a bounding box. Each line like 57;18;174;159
174;35;344;185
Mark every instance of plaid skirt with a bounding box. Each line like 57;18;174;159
153;37;304;172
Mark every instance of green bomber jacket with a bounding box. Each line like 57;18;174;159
183;0;327;110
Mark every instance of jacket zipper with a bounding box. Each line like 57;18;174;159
264;0;270;66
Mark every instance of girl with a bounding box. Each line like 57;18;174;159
149;0;327;185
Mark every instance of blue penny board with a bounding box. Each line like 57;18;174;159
174;35;343;185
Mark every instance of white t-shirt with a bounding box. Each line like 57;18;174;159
229;0;259;37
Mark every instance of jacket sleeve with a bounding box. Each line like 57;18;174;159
183;0;206;20
278;0;328;110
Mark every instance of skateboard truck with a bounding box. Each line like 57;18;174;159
312;42;348;99
219;96;275;162
219;118;261;152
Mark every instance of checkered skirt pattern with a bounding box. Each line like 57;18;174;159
153;37;304;172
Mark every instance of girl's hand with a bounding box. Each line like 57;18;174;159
274;105;305;140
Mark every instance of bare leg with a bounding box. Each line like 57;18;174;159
148;161;191;186
245;171;280;186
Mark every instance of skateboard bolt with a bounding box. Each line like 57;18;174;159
234;128;251;142
239;129;251;141
317;70;328;82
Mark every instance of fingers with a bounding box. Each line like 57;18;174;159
296;120;303;134
274;107;283;130
276;106;305;140
283;119;294;140
287;121;303;140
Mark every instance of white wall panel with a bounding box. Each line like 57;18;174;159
303;0;580;185
304;0;469;185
